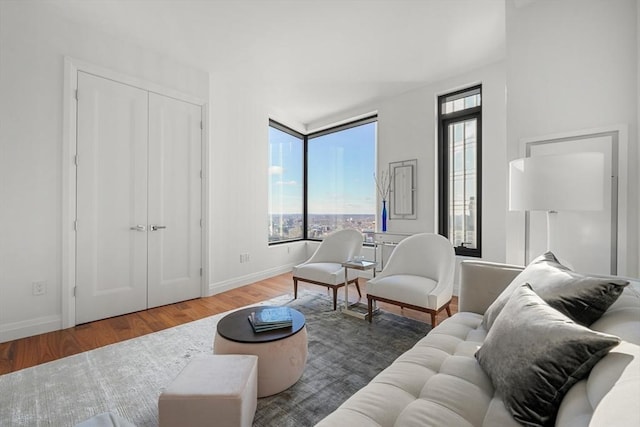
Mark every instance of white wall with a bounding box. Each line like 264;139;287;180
0;2;209;342
309;61;508;265
380;63;508;266
207;78;309;294
505;0;639;277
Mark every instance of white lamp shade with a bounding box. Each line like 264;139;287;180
509;152;604;212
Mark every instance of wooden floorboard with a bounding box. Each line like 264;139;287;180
0;272;458;375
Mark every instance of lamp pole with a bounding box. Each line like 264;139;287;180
546;210;558;253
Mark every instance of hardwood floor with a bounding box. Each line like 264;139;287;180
0;272;458;375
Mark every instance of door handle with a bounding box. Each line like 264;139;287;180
130;225;146;232
150;225;167;231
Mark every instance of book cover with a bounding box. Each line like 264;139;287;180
248;314;292;333
253;307;293;326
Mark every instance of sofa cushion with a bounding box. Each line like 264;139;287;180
475;284;621;427
482;252;628;331
560;341;640;426
589;283;640;345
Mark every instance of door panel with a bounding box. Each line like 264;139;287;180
76;72;149;324
147;93;202;307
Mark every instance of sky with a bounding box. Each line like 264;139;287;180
269;122;377;215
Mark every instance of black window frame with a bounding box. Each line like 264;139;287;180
268;115;378;245
437;85;482;257
268;119;306;245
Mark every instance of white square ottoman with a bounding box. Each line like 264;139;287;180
159;354;258;427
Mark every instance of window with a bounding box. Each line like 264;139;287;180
307;117;377;240
268;120;304;243
438;86;482;257
268;116;377;244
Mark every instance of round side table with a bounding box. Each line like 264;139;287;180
213;306;307;397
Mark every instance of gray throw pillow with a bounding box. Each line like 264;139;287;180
475;284;621;427
482;252;628;331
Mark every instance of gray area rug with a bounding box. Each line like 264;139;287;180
0;292;430;426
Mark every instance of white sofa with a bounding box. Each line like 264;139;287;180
316;259;640;426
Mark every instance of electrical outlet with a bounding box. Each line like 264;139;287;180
239;253;250;263
32;281;46;296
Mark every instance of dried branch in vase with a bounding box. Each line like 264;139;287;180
374;170;391;201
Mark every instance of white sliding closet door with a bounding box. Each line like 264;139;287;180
147;93;202;308
75;72;149;324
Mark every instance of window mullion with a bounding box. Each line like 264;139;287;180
462;121;467;248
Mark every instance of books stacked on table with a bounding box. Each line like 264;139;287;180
248;307;293;333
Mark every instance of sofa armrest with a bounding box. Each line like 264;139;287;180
458;260;524;315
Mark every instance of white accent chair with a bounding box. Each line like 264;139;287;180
366;233;455;326
292;229;363;310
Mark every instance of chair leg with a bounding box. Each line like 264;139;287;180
355;279;362;297
368;297;373;323
293;278;298;299
445;304;452;317
430;312;437;327
332;287;338;310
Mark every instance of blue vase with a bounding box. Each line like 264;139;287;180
381;200;387;232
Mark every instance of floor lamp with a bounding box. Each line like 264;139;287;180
509;152;605;259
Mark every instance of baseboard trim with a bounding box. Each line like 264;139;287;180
0;315;62;344
207;263;297;296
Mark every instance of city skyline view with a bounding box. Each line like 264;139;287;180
268;213;376;243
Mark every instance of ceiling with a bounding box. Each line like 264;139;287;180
43;0;506;127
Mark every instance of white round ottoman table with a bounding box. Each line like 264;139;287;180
213;306;308;397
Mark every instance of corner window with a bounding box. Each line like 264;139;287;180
268;120;304;243
438;86;482;257
307;117;377;240
268;116;377;244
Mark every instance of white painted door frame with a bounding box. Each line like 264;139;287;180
62;57;210;329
